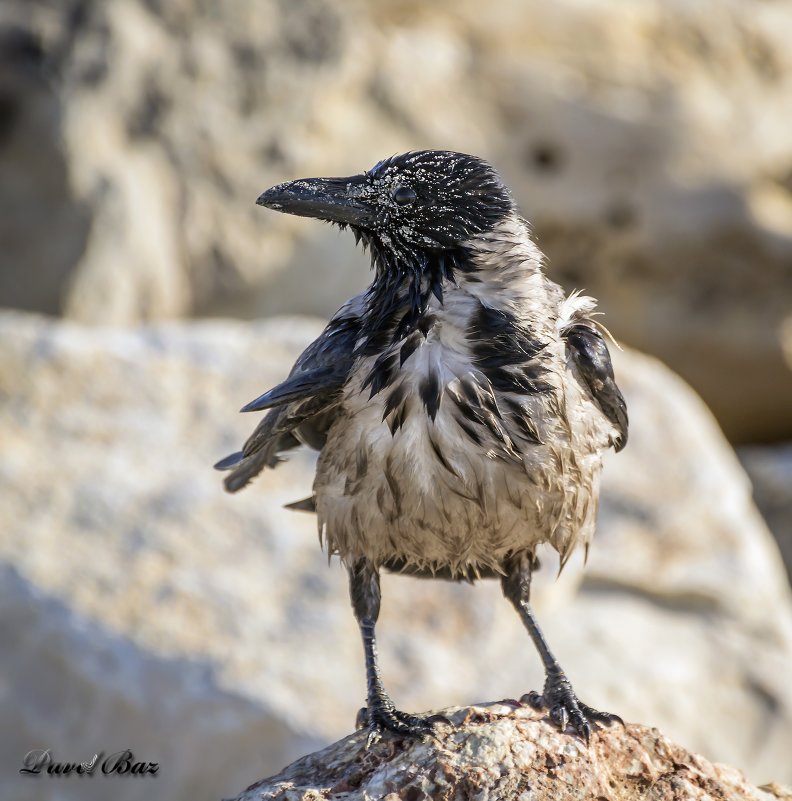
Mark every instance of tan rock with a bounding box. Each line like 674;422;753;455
230;704;785;801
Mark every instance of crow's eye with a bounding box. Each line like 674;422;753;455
392;186;416;206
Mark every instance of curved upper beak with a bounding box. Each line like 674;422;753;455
256;174;372;226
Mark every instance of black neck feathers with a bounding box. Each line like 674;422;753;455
355;241;466;356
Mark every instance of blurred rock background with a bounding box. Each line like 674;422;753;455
0;1;790;800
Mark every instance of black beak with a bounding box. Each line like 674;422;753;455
256;174;372;226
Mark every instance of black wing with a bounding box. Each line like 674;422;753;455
564;323;628;452
215;304;362;493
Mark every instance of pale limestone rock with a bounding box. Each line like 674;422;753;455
0;311;791;801
1;0;792;438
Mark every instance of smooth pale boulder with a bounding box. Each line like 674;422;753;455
0;311;790;801
2;0;792;438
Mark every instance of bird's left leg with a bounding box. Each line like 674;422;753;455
349;557;441;744
501;552;622;742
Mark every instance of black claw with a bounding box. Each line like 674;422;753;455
550;704;569;732
365;724;383;749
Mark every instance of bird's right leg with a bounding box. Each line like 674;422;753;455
501;552;622;742
348;557;439;743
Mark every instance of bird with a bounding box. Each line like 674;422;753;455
216;150;628;744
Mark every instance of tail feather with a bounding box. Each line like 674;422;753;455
224;449;282;493
214;451;245;471
284;495;317;513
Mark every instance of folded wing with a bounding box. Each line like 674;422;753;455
215;303;362;492
563;322;628;452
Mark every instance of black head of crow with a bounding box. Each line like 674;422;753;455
219;149;628;744
257;150;515;276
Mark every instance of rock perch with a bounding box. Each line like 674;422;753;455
227;703;789;801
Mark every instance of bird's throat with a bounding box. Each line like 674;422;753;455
356;243;463;356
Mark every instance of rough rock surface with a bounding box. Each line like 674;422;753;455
1;0;792;439
1;311;791;801
230;704;788;801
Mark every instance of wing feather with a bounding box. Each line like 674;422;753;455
564;322;628;452
216;300;363;493
240;366;340;412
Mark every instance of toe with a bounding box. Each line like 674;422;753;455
574;718;592;744
355;707;370;730
368;705;438;739
578;702;624;728
392;709;427;726
391;709;432;733
590;708;624;727
521;691;545;710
